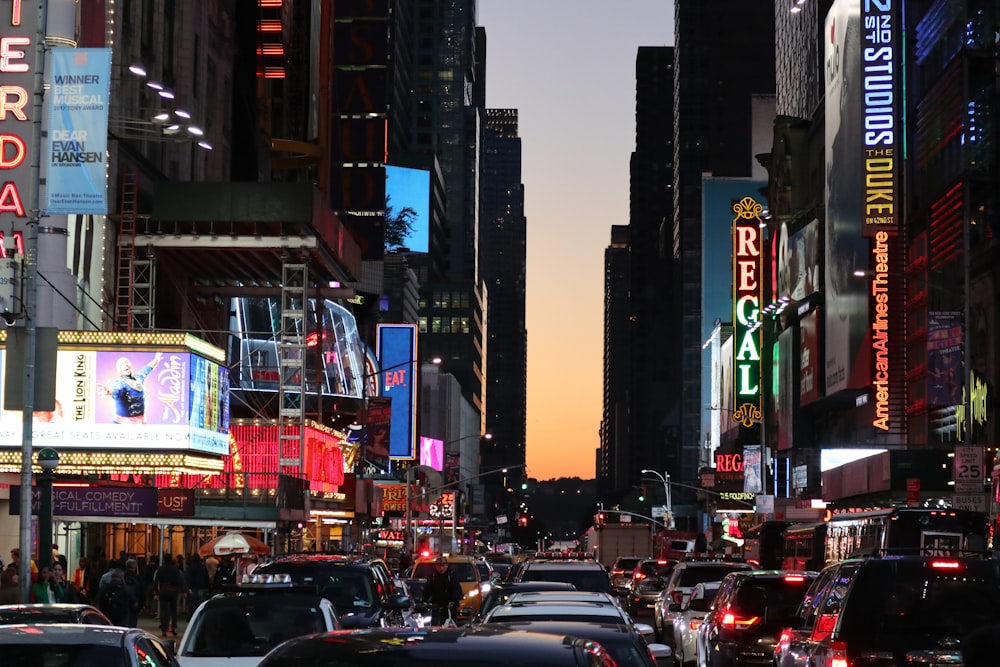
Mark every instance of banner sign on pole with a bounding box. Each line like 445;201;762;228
45;48;112;214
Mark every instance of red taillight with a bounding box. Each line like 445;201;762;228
689;617;703;631
612;569;624;575
829;640;848;667
929;559;963;571
783;575;806;583
721;610;759;629
634;572;646;580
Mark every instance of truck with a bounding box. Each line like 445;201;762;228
581;523;653;568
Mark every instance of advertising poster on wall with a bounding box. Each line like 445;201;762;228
743;445;763;494
800;309;821;405
824;0;870;395
0;347;228;455
928;311;963;407
420;436;444;472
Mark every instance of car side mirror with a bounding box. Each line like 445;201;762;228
668;602;682;613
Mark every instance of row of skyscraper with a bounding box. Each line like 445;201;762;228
602;0;999;537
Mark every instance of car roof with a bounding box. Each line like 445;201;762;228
488;601;628;618
259;626;616;666
507;592;617;605
0;623;139;646
0;604;100;611
523;561;605;569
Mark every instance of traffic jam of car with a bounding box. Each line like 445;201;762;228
4;510;999;667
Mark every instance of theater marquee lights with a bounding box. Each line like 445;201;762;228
861;0;899;235
732;196;763;429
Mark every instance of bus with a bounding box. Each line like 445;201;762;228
781;507;988;571
741;520;793;569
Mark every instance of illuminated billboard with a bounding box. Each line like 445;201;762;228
376;324;418;459
385;165;431;252
0;336;229;455
419;436;444;472
825;0;870;395
860;0;900;236
732;197;763;429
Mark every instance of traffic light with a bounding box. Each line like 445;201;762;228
593;512;606;530
638;486;646;502
518;513;529;527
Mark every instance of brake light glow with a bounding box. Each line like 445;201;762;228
829;640;848;667
783;575;806;583
721;611;759;629
634;572;646;580
689;618;703;631
928;560;963;570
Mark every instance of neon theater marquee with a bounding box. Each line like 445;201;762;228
732;196;763;429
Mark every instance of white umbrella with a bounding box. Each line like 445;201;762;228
199;532;270;557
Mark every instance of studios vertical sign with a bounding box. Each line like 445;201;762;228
732;197;763;429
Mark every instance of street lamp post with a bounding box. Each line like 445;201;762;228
640;469;673;529
37;448;59;568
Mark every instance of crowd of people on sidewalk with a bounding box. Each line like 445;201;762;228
0;545;254;636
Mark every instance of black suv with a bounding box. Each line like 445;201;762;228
775;555;1000;667
253;553;413;629
697;569;816;667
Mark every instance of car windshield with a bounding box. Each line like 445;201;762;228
841;565;1000;637
637;562;672;577
185;602;327;657
679;566;746;586
0;610;78;624
519;568;612;593
0;644;127;667
733;578;812;617
254;564;376;609
488;612;626;624
614;559;641;572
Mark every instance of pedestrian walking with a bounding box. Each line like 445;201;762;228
153;554;185;637
95;568;132;626
123;558;145;627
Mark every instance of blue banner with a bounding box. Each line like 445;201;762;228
45;48;111;214
376;324;417;459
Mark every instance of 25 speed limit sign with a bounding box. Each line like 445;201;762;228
954;445;984;494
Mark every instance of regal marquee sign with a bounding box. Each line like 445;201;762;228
732;197;763;428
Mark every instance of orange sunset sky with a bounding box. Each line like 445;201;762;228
478;2;676;481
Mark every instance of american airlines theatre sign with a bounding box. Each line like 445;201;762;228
862;0;900;431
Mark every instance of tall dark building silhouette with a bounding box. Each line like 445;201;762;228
600;46;678;500
602;225;632;493
479;109;528;508
673;4;775;519
397;0;486;413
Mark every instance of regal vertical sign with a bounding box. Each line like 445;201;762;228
0;0;40;230
732;197;763;428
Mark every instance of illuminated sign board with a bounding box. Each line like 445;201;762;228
0;346;229;455
376;324;418;459
861;0;900;235
732;197;763;428
420;436;443;471
0;1;40;229
869;229;891;430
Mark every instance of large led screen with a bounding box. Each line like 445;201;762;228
0;348;229;455
377;324;417;459
385;165;430;252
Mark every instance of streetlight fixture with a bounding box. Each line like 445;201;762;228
640;469;673;529
37;448;59;568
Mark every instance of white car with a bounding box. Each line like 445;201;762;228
483;596;656;643
177;591;339;667
670;581;720;667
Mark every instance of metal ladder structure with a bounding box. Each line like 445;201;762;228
114;170;155;331
278;262;308;472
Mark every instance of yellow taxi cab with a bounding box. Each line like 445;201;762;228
408;553;486;620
